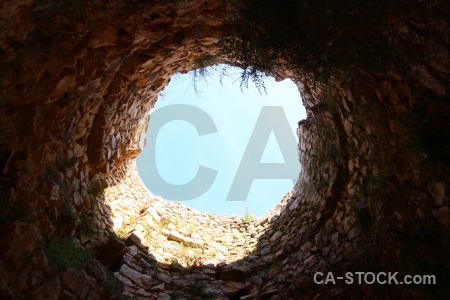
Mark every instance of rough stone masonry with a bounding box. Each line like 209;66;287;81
0;0;449;299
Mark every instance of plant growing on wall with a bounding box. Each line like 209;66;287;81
222;0;447;84
42;237;94;273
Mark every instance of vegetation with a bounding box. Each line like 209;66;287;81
178;242;203;269
168;257;184;272
78;212;97;237
189;57;233;95
187;223;197;235
116;227;129;239
141;258;159;275
61;202;78;223
222;0;447;85
128;214;137;225
187;281;208;297
89;177;106;197
108;227;128;242
42;237;94;273
242;209;254;223
158;217;170;229
209;248;218;257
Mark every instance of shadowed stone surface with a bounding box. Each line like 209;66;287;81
0;0;449;299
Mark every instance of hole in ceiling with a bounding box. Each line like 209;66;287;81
136;65;306;218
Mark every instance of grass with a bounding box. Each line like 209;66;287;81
102;278;117;293
174;218;183;230
243;213;254;223
141;258;159;275
158;218;170;229
143;222;153;241
170;242;204;271
42;237;94;273
61;202;78;224
128;214;137;225
242;208;255;223
109;227;128;242
116;227;128;239
168;257;184;272
210;248;218;257
187;281;207;296
78;212;97;237
188;223;197;235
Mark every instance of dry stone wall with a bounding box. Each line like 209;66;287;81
1;0;449;299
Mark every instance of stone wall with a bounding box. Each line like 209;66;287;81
1;0;449;299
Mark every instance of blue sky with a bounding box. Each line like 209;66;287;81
136;65;306;217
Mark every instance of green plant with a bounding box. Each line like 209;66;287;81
128;214;137;225
158;218;170;229
141;258;159;275
61;203;78;224
102;277;123;297
143;224;152;241
190;57;216;95
176;243;203;270
170;291;184;300
210;248;218;257
168;257;184;272
108;227;128;242
102;278;117;293
116;227;128;239
188;223;197;235
43;237;94;273
78;212;97;236
222;0;441;86
242;208;254;223
174;218;183;230
187;281;207;296
189;57;238;96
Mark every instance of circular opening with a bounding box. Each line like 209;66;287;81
136;65;306;217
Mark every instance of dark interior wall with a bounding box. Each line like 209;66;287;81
0;0;449;299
